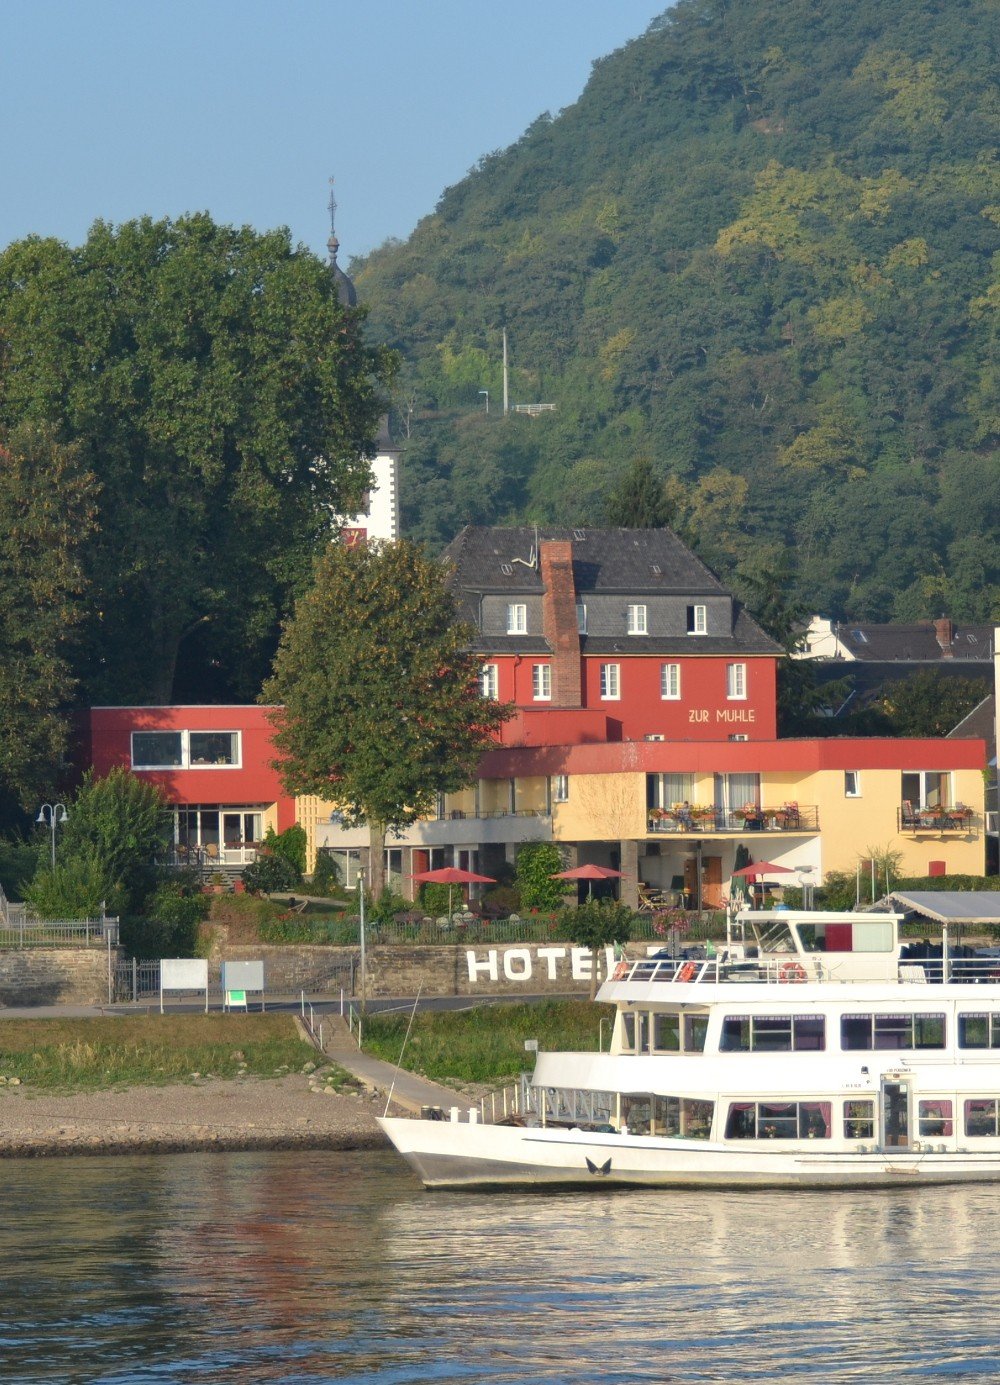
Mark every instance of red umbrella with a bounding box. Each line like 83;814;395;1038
552;863;626;900
731;862;795;879
409;866;496;920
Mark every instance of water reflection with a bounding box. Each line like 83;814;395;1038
0;1152;997;1382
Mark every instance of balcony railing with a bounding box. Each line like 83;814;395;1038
647;806;819;835
898;807;980;835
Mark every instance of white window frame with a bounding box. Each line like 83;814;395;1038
845;771;862;798
480;663;499;700
660;663;681;700
506;603;527;635
131;729;242;770
726;662;747;700
532;663;552;701
600;663;620;700
627;603;647;635
687;604;707;635
576;603;587;634
552;774;569;803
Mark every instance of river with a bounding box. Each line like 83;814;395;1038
2;1150;998;1383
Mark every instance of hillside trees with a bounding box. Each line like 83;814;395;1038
0;215;395;705
263;540;509;899
355;0;999;624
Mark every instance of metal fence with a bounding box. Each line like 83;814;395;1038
111;959;161;1002
0;917;114;949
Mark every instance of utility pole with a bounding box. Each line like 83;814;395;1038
502;328;509;416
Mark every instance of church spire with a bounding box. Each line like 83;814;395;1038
326;176;357;308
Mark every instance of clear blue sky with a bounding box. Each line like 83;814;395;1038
2;0;669;263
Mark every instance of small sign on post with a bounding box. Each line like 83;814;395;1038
220;960;266;1012
225;988;248;1011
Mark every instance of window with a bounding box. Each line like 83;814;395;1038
965;1099;1000;1137
844;1099;875;1140
726;663;746;699
840;1013;946;1051
652;1013;680;1051
506;603;527;634
918;1099;953;1138
958;1013;1000;1048
901;770;952;810
480;664;499;700
132;731;182;768
845;771;861;798
599;663;620;700
686;604;707;634
660;663;681;700
132;730;239;770
551;773;569;804
532;664;551;701
627;603;647;635
683;1014;708;1052
719;1014;825;1053
725;1101;831;1140
576;603;587;634
647;773;695;811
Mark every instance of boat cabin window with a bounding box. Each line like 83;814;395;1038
621;1011;681;1053
754;919;796;954
965;1099;1000;1137
844;1099;875;1139
917;1099;953;1137
683;1014;708;1052
720;1013;825;1052
841;1012;945;1051
725;1101;831;1140
958;1014;1000;1049
652;1013;680;1051
621;1094;713;1139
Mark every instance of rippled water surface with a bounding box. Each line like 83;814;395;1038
2;1150;1000;1382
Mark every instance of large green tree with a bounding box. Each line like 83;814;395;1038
263;540;509;898
0;214;394;703
0;423;96;817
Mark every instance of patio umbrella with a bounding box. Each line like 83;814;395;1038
551;863;626;900
731;861;796;880
409;866;496;920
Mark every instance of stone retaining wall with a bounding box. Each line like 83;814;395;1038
0;949;111;1007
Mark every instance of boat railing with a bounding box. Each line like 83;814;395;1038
474;1078;616;1129
611;951;1000;986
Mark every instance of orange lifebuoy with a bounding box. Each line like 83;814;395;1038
779;961;807;983
676;961;697;982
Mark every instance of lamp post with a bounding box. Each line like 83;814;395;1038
797;865;815;910
357;867;367;1013
478;389;489;413
37;803;69;870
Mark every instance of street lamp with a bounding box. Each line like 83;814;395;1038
37;802;69;869
357;867;367;1013
797;865;815;910
478;389;489;413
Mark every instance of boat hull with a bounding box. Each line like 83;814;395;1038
378;1117;1000;1190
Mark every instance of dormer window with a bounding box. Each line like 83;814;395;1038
507;603;527;635
687;604;707;635
627;604;647;635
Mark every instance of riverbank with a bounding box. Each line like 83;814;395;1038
0;1072;391;1158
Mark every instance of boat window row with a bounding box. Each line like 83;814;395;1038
619;1010;1000;1054
621;1095;714;1139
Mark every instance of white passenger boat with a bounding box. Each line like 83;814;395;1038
378;910;1000;1188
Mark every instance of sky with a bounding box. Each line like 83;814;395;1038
2;0;669;265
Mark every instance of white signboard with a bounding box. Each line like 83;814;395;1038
221;960;265;1011
160;957;209;1013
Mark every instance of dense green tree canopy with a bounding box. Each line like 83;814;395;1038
263;540;509;898
354;0;999;625
0;214;395;704
0;423;96;815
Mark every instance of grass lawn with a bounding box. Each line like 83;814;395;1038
0;1013;317;1092
361;1000;614;1086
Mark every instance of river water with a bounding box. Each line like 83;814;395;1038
2;1149;999;1383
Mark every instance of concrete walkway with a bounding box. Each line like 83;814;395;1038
319;1014;473;1116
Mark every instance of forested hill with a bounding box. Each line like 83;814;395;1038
352;0;999;624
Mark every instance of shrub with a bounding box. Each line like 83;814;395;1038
25;852;110;920
262;823;307;877
242;853;301;895
515;842;566;911
418;882;453;916
0;837;40;899
480;883;521;917
370;887;410;924
310;849;340;895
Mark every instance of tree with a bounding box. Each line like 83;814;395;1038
561;898;633;998
875;671;990;738
603;457;672;528
26;766;169;918
0;423;97;820
0;215;395;703
263;540;510;898
515;842;566;911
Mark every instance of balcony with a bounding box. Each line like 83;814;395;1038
898;806;980;836
317;810;553;851
647;806;819;836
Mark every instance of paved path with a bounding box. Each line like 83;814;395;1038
319;1014;473;1116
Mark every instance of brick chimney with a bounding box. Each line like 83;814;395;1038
540;540;582;707
934;617;955;657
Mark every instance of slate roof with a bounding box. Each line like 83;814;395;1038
834;622;994;662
